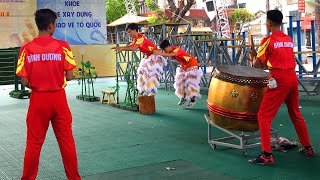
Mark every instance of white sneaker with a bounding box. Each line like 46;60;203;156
178;98;187;105
141;91;148;96
186;101;196;109
148;92;155;96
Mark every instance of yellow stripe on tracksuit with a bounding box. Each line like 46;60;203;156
136;37;144;45
62;77;67;89
62;47;76;66
16;49;26;74
173;48;179;53
257;38;271;59
62;47;75;89
257;38;272;67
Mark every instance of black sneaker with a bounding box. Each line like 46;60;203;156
186;101;196;109
248;154;275;165
178;98;187;105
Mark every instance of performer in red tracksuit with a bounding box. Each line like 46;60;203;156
111;23;167;96
154;40;202;109
249;10;315;165
16;9;81;179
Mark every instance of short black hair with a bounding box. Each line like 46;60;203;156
34;9;57;31
126;23;139;31
267;10;283;26
160;39;171;50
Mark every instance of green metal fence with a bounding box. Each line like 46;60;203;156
0;47;20;86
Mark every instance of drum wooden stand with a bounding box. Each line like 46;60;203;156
204;114;279;156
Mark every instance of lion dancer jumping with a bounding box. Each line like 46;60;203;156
111;23;167;96
154;40;202;109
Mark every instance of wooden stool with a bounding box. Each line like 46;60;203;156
101;90;116;104
138;95;155;114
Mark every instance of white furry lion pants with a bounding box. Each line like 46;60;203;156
174;66;202;100
137;55;167;95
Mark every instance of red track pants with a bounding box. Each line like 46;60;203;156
258;69;312;153
21;90;81;180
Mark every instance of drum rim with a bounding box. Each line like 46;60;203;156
213;66;269;87
214;65;270;80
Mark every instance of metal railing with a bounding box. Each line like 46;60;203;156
110;19;319;96
0;47;20;88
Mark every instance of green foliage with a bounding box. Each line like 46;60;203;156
123;70;138;107
145;0;168;24
9;90;30;99
147;14;157;24
145;0;159;11
76;94;100;102
77;60;98;99
106;0;127;23
229;8;255;24
229;8;255;33
77;61;97;78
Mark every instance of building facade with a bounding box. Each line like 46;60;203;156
137;0;317;47
238;0;317;47
137;0;211;28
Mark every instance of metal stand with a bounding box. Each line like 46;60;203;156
204;114;279;155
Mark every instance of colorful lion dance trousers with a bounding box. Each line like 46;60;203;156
174;66;202;100
137;54;167;96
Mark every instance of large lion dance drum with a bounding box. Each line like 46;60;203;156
207;65;269;132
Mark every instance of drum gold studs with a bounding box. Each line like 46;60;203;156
251;93;258;101
231;90;239;98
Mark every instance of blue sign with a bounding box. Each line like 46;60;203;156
37;0;107;45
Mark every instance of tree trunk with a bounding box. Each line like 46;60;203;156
167;0;177;12
167;0;195;23
316;0;320;50
266;0;270;11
